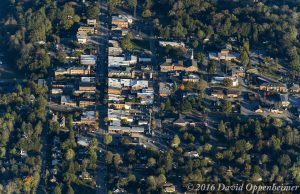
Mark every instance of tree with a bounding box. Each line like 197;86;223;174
290;55;300;74
181;99;192;112
272;118;282;128
271;135;281;150
66;128;76;149
127;149;136;162
222;101;232;114
66;149;75;161
171;135;180;148
195;52;205;63
192;40;199;48
105;151;113;165
121;32;133;50
108;0;121;14
87;4;100;19
173;22;187;38
279;154;291;168
146;157;156;168
240;50;250;66
67;184;74;194
142;9;152;18
58;4;80;30
104;133;113;145
146;176;157;191
165;152;173;172
49;121;59;134
197;30;205;39
223;78;233;87
113;154;122;168
204;143;212;152
54;185;62;194
218;120;226;134
57;50;67;64
207;61;217;74
156;174;166;187
128;0;137;17
90;138;98;149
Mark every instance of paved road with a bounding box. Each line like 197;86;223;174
95;0;109;193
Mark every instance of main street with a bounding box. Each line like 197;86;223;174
95;0;109;193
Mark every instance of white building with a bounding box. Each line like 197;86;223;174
211;76;239;87
108;78;149;89
80;55;97;66
81;77;95;83
77;32;88;44
108;55;137;67
159;41;185;48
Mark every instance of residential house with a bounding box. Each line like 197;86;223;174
81;77;95;83
209;49;239;61
279;94;290;107
52;81;74;89
211;88;224;99
78;26;96;34
108;55;137;67
108;94;125;102
54;66;90;77
159;82;173;97
163;183;176;193
259;83;288;93
290;84;300;93
108;78;149;90
79;101;95;108
108;103;131;110
80;111;96;125
108;109;133;123
109;47;123;56
137;89;154;105
51;88;63;95
77;137;89;147
108;126;144;136
226;90;240;98
231;66;245;77
80;171;92;180
108;68;134;78
183;74;200;83
108;87;122;95
80;55;97;66
87;19;97;26
186;151;199;158
61;95;76;107
112;15;132;29
211;76;239;87
77;32;88;44
160;59;198;72
173;115;189;127
270;108;284;114
138;56;152;63
79;83;96;91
